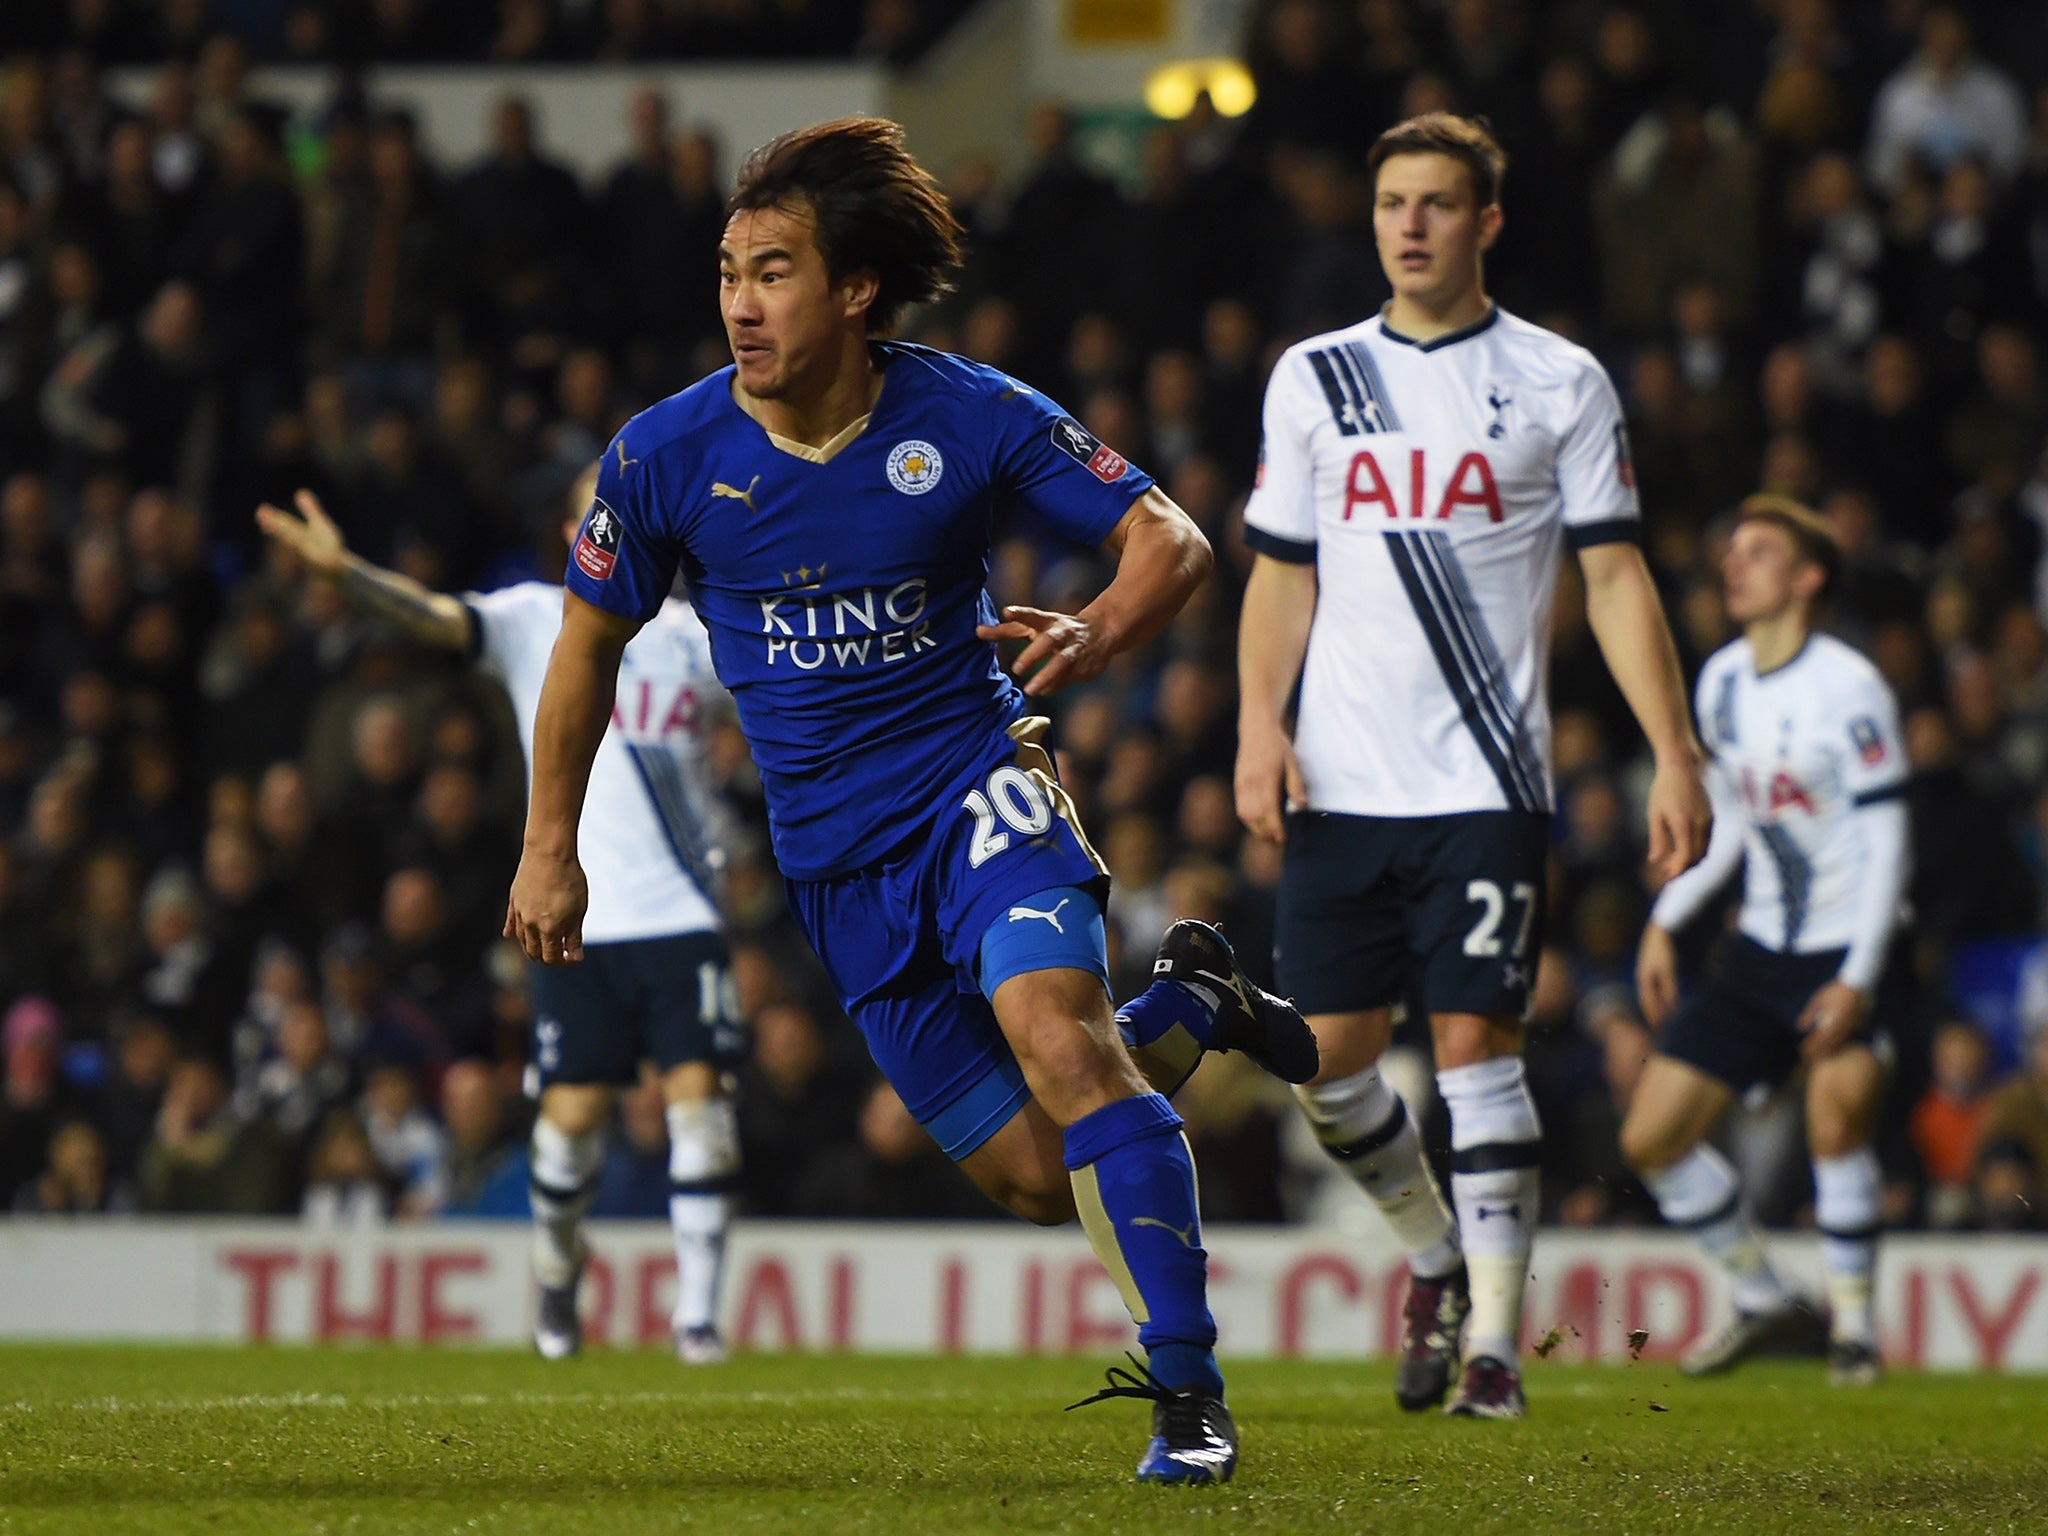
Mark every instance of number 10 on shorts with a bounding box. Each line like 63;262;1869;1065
1464;879;1536;958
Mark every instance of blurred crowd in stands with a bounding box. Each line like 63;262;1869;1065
4;0;2048;1240
5;0;969;65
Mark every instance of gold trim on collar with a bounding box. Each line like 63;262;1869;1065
761;412;873;464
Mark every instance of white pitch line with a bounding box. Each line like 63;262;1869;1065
0;1385;986;1416
0;1365;1702;1418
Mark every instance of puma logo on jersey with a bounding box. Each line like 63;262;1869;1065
1007;897;1070;933
712;475;761;513
1130;1216;1198;1248
613;439;640;473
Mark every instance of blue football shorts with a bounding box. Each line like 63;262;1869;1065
785;728;1110;1160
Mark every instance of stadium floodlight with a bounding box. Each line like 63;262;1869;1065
1143;59;1256;121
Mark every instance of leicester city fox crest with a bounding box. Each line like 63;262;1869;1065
886;439;944;495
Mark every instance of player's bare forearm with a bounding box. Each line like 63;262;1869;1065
1235;555;1317;841
337;554;473;650
256;488;471;650
978;490;1210;696
1579;543;1696;764
523;592;636;857
1580;541;1710;877
1237;556;1317;732
1081;489;1212;656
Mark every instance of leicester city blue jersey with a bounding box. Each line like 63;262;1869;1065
564;343;1154;881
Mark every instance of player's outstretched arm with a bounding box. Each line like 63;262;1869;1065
976;487;1210;697
1235;554;1317;844
506;590;638;966
1578;541;1711;880
255;489;474;652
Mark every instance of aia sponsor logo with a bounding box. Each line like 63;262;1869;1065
1742;765;1817;817
1342;447;1503;523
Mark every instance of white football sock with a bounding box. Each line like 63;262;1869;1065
1643;1143;1789;1315
1296;1066;1461;1279
668;1097;741;1336
1440;1056;1541;1367
1814;1148;1882;1346
529;1116;604;1289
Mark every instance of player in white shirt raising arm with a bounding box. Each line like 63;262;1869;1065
258;469;743;1364
1235;113;1710;1419
1623;496;1909;1388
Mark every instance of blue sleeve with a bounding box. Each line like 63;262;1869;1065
562;431;680;625
989;380;1154;548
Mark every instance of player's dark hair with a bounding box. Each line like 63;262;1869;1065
727;117;964;335
1737;493;1841;599
1368;113;1507;207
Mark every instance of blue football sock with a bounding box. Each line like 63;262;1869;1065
1117;980;1220;1047
1114;982;1219;1098
1064;1092;1223;1399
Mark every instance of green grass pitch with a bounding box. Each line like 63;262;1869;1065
1;1346;2042;1534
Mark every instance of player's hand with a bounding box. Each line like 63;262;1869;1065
505;847;589;966
255;488;349;578
1635;924;1681;1027
1644;750;1712;883
1797;980;1867;1063
976;605;1106;697
1235;721;1307;844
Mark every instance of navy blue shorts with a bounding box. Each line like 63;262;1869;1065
1275;809;1550;1019
528;931;744;1089
1656;933;1901;1094
786;752;1109;1161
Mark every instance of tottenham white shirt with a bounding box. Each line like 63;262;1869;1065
1243;305;1640;817
466;582;727;944
1652;634;1910;986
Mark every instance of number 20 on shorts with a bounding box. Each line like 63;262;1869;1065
962;766;1054;868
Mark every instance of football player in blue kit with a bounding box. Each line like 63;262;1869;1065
503;117;1315;1484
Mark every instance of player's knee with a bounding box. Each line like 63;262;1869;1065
540;1085;611;1139
1430;1013;1518;1071
1805;1094;1864;1160
1619;1110;1682;1175
1302;1011;1393;1085
660;1060;722;1104
1806;1059;1878;1159
1806;1119;1855;1161
1012;1029;1142;1121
